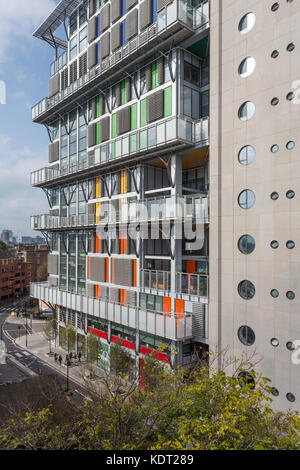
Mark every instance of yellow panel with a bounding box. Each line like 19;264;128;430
95;177;101;198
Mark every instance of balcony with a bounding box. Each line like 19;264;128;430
141;270;171;293
30;282;193;341
141;269;208;299
32;0;210;124
31;116;209;188
31;214;97;231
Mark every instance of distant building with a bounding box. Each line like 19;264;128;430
0;252;34;303
0;230;13;244
15;244;49;281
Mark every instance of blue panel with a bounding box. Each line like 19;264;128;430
121;20;127;45
96;15;100;36
152;0;158;22
96;42;101;63
121;0;127;16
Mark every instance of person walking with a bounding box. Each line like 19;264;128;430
78;351;82;362
58;355;62;367
69;351;73;361
54;353;58;363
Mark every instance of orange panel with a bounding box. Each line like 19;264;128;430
87;257;90;279
163;297;171;315
105;258;109;282
94;285;99;299
186;261;196;274
132;259;136;287
175;299;184;314
95;235;101;253
120;289;125;305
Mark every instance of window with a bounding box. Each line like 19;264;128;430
238;57;256;78
238;235;255;254
271;97;279;106
79;2;87;26
287;92;295;101
184;61;200;86
271;144;279;153
70;36;78;60
287;43;295;52
238;280;255;300
271;289;279;298
79;26;87;53
286;141;295;150
238;190;256;209
271;388;279;397
287;342;296;351
286;240;295;249
70;11;78;36
271;50;279;58
271;240;279;249
271;192;279;200
286;291;295;300
238;326;255;346
238;101;255;121
238;371;255;389
286;393;295;403
271;338;279;347
238;13;256;35
271;3;279;11
286;190;295;199
238;145;255;165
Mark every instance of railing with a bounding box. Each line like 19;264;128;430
31;214;97;230
50;51;67;77
31;116;209;186
176;272;208;297
30;282;193;340
32;0;209;121
141;270;171;292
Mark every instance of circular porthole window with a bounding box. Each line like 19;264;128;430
271;2;280;11
286;291;295;300
271;388;279;397
271;144;279;153
238;145;255;165
238;326;256;346
238;101;256;121
271;97;279;106
287;43;295;52
271;192;279;200
286;240;295;249
287;92;295;101
286;141;295;150
286;190;295;199
271;338;279;347
238;234;255;254
238;190;256;209
271;289;279;298
238;57;256;78
238;13;256;35
287;341;296;351
238;280;256;300
271;50;279;58
271;240;279;249
287;393;296;403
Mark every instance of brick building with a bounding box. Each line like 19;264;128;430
15;244;49;282
0;252;34;304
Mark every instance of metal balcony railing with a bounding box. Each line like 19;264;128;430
31;116;209;187
32;0;209;121
30;282;193;340
141;270;171;292
176;272;208;297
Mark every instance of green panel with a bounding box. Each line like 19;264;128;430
95;121;101;145
95;96;100;118
186;37;209;59
163;86;172;117
112;113;117;138
130;103;137;130
151;60;158;89
140;99;147;127
121;80;126;105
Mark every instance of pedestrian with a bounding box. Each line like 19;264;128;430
58;355;62;367
54;353;58;363
78;351;82;362
69;351;73;361
65;354;69;364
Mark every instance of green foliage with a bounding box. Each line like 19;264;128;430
59;323;76;353
0;241;7;252
82;335;100;365
109;340;133;377
36;263;47;282
1;356;300;451
43;319;58;353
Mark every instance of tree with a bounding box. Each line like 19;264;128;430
36;263;47;282
65;323;76;353
81;335;100;377
43;319;58;354
0;241;7;252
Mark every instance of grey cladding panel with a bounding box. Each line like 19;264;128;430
86;283;94;297
88;44;97;68
101;32;110;59
49;74;60;97
113;259;132;287
100;4;110;32
126;0;137;10
125;78;131;102
145;65;152;91
89;257;106;283
125;290;136;307
101;116;110;142
111;23;121;51
48;276;58;287
139;0;152;30
192;302;205;338
157;58;164;85
88;123;96;147
48;254;58;276
117;107;130;135
147;90;163;123
88;16;97;43
48;141;59;163
89;0;95;16
126;8;138;40
157;0;172;11
111;0;121;23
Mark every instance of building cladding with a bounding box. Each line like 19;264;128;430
30;0;299;409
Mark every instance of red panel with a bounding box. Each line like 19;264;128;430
88;327;107;340
139;345;169;364
163;296;171;314
111;335;134;351
175;298;184;314
186;260;196;273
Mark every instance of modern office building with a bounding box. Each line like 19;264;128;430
30;0;300;410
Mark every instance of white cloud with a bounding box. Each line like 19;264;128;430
0;0;57;63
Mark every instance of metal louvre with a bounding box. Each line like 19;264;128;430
88;16;97;43
112;259;132;287
100;3;110;32
49;74;60;98
157;57;164;85
125;78;131;102
88;44;97;69
126;0;137;10
48;141;59;163
88;123;96;147
126;8;138;41
60;68;68;90
147;89;163;123
100;116;110;142
48;254;58;276
117;106;130;135
125;290;136;307
110;287;119;303
69;60;78;84
192;302;205;338
79;52;87;77
101;32;110;59
111;0;121;23
87;283;94;297
145;65;152;91
89;257;106;283
139;0;152;30
111;22;121;52
157;0;173;12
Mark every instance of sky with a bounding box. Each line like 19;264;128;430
0;0;61;239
